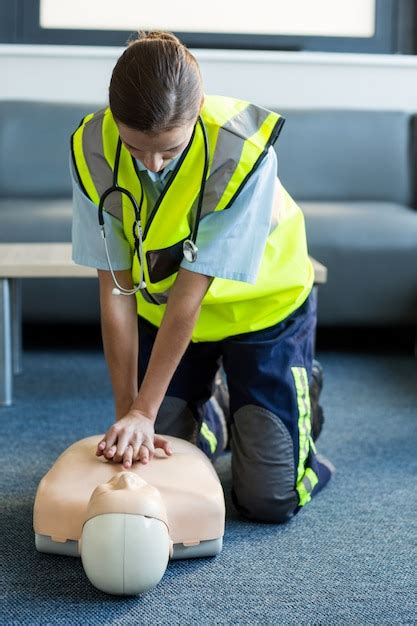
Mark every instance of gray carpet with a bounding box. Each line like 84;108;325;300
1;349;417;625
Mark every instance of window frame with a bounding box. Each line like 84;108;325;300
1;0;414;55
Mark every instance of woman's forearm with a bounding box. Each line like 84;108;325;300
131;269;212;420
98;270;139;420
131;304;199;420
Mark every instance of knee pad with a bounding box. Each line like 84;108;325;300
231;404;298;524
155;396;197;443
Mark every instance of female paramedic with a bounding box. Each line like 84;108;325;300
70;31;333;524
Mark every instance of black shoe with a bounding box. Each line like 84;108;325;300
310;359;325;442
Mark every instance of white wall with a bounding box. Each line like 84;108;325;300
2;44;417;111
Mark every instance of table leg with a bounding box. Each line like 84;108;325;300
11;279;22;375
0;278;13;406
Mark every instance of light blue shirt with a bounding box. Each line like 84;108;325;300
71;147;278;284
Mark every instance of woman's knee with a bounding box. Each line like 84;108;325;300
231;486;298;524
231;404;298;524
155;396;197;442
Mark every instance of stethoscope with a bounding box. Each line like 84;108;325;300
98;116;209;296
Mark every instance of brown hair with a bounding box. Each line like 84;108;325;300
109;31;204;133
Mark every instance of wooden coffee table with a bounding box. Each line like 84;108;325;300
0;243;327;406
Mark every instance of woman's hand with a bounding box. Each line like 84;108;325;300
96;410;173;468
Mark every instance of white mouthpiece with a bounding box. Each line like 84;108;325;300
139;281;147;289
112;288;121;296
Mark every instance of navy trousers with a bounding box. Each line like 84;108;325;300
138;291;332;523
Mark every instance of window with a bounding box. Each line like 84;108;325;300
1;0;415;54
39;0;375;38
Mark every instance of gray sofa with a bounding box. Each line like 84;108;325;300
276;109;417;325
1;100;417;326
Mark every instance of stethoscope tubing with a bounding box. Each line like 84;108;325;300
98;116;209;296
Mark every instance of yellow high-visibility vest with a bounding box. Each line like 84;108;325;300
72;95;314;342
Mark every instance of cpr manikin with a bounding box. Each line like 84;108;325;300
33;435;225;595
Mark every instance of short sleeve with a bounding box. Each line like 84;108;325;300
180;146;278;284
70;155;132;271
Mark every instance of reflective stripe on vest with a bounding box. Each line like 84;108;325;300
291;366;319;507
72;95;314;341
71;109;126;221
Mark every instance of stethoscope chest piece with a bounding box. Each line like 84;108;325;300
183;239;198;263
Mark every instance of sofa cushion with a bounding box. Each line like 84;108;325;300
275;110;415;206
0;101;101;198
301;201;417;324
0;198;72;242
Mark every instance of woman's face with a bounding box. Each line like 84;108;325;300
117;121;195;173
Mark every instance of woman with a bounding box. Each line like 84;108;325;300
71;31;333;523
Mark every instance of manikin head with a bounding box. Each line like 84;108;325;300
80;472;171;595
109;30;204;173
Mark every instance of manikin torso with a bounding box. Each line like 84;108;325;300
34;434;225;546
33;435;225;595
